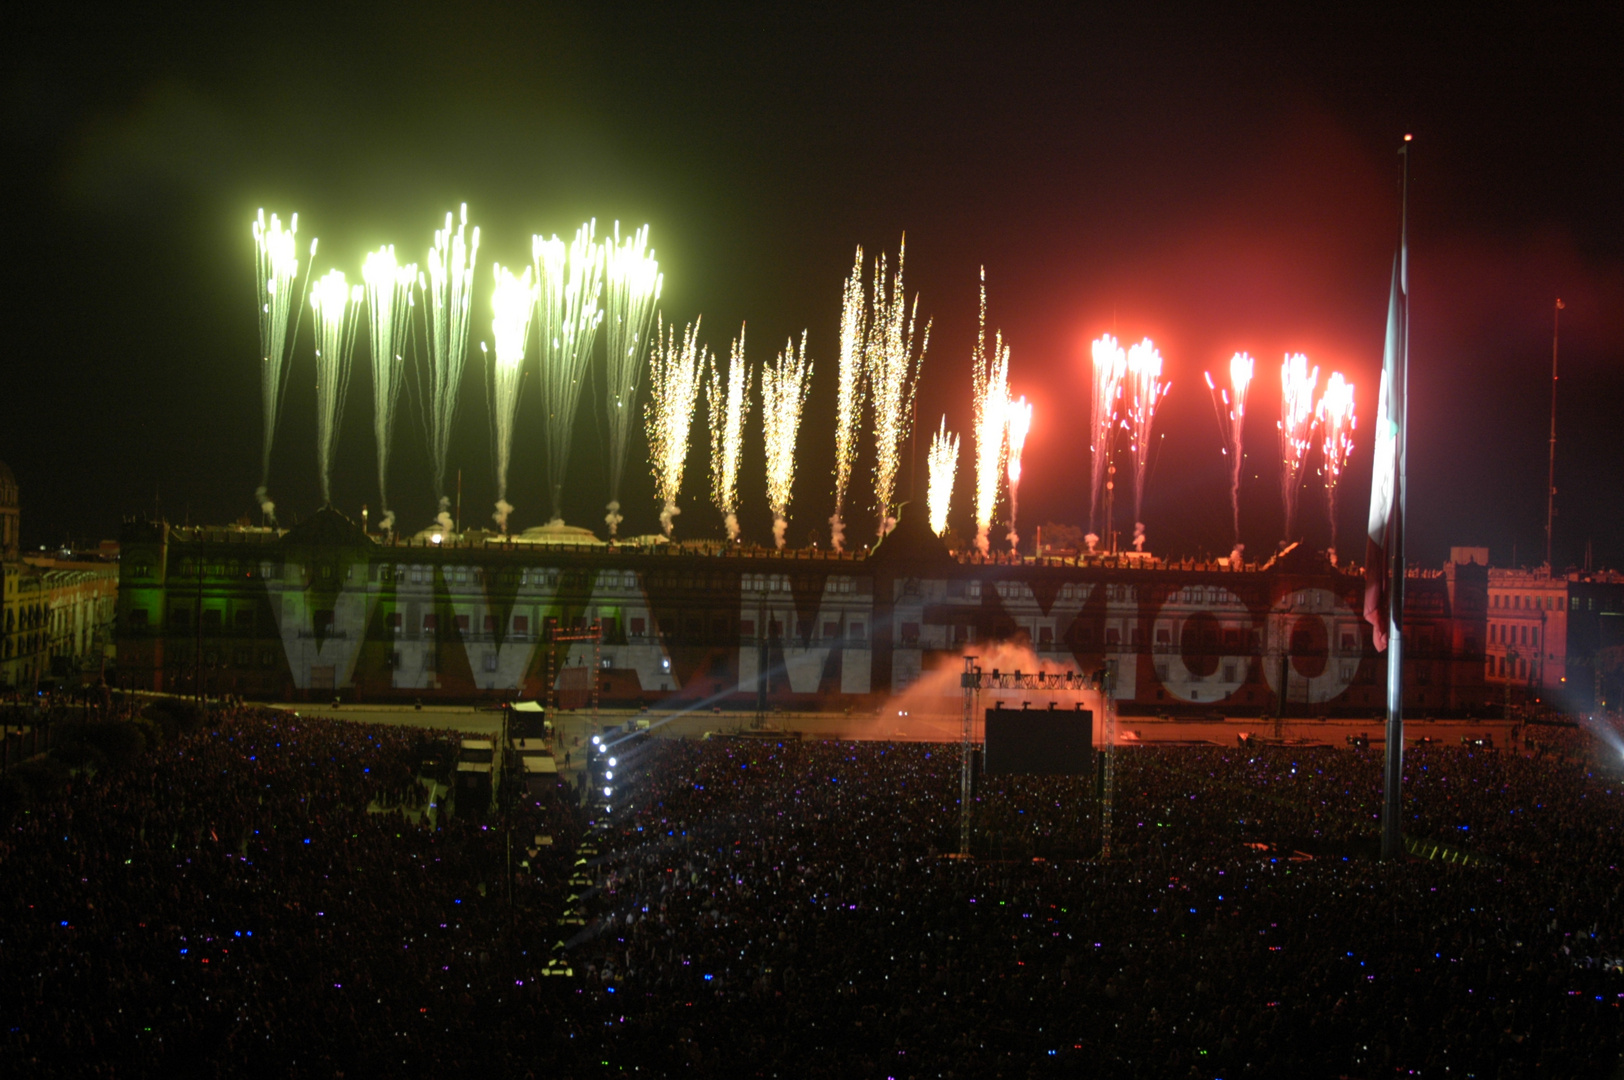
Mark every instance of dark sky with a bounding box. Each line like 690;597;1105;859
4;3;1622;568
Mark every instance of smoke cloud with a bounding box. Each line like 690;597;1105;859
660;498;680;537
773;515;788;549
605;499;623;536
829;512;846;552
493;498;513;534
255;486;276;525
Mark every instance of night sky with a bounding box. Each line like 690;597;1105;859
4;4;1622;567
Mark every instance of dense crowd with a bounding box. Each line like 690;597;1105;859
571;729;1624;1078
0;703;580;1077
2;705;1622;1078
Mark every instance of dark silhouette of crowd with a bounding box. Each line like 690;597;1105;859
3;702;1622;1078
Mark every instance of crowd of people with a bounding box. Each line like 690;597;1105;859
2;701;1622;1077
569;729;1624;1078
0;702;580;1076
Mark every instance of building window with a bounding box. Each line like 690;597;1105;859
901;621;921;646
1105;627;1120;646
629;617;645;636
236;609;254;630
513;615;529;633
740;619;756;638
260;650;275;667
127;608;149;629
849;621;866;642
454;614;470;632
170;607;191;629
484;615;498;633
313;610;334;633
388;612;403;631
483;652;498;673
423;613;437;631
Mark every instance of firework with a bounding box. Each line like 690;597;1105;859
926;416;960;539
644;316;708;536
1089;334;1127;537
1316;371;1356;559
761;331;812;549
829;247;868;551
708;325;754;541
1004;395;1033;553
1124;338;1169;550
486;263;537;533
362;245;416;534
419;204;480;532
972;272;1011;555
534;221;606;526
602;223;663;536
1202;351;1253;547
309;269;364;508
866;238;931;537
1277;351;1321;540
251;209;311;523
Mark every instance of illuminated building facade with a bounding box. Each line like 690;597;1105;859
1485;564;1624;705
114;506;1508;715
0;461;120;691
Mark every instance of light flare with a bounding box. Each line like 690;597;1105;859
1004;395;1032;553
251;209;311;523
829;248;868;551
1202;351;1254;547
972;272;1011;555
362;245;416;533
708;325;754;541
1089;334;1127;537
761;332;812;548
1316;371;1356;560
309;269;364;507
602;223;663;535
486;263;537;533
1277;351;1321;541
644;316;707;536
926;417;960;539
1124;338;1168;550
419;204;480;532
866;238;930;537
533;221;606;525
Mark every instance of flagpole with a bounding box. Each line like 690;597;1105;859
1381;136;1411;861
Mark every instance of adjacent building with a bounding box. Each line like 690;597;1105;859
0;461;120;692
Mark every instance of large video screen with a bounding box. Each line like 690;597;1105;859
984;707;1095;776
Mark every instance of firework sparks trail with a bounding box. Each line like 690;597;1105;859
251;209;312;523
972;272;1011;555
534;221;606;526
1277;352;1321;541
644;316;707;536
1004;395;1032;553
708;325;754;542
485;264;537;533
926;416;960;539
829;248;868;551
602;223;663;536
1125;338;1168;550
1202;351;1254;548
866;238;931;537
310;270;364;508
761;331;812;549
1316;371;1356;560
1088;334;1127;538
362;245;416;534
419;205;480;532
